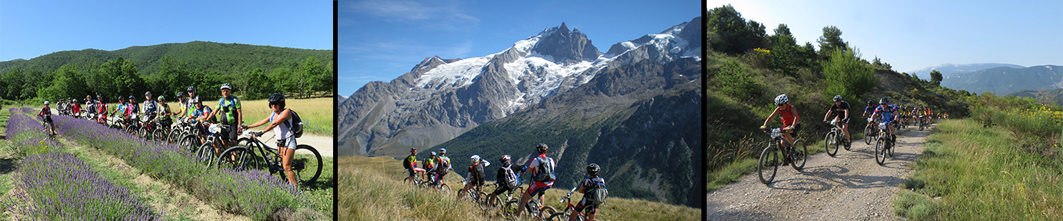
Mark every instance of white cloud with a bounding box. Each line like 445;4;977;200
349;0;479;31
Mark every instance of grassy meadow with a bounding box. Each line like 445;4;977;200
338;155;700;221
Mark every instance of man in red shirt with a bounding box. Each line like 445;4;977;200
761;94;801;150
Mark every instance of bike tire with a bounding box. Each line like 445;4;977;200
875;137;886;165
503;200;519;219
196;141;216;166
167;130;182;144
290;144;323;186
791;139;807;171
152;128;166;145
539;206;557;220
178;135;201;154
824;132;839;157
889;138;895;157
864;125;873;145
757;145;779;184
215;146;261;171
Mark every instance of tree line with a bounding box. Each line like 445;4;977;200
1;55;333;103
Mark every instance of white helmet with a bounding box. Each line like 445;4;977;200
774;94;789;106
44;101;50;105
470;155;481;164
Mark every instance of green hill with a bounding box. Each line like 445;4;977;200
1008;88;1063;107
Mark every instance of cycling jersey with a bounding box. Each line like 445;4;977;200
776;103;799;128
874;104;898;123
828;101;850;122
216;96;242;125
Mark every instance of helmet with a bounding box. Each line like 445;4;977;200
176;91;184;98
439;148;447;155
157;96;165;101
96;94;102;98
879;97;889;105
220;83;232;90
118;96;125;100
129;95;136;99
470;155;481;164
187;86;196;92
500;155;511;163
536;143;549;153
72;99;77;102
145;91;151;96
268;93;285;103
44;101;49;105
866;100;873;106
430;151;437;157
833;95;842;102
774;94;789;106
586;163;600;175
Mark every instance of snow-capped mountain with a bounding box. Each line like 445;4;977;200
338;17;701;156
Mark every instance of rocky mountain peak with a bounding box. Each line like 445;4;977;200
531;22;602;65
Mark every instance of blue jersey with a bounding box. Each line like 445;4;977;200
874;104;898;123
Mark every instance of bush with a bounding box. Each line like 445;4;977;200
713;60;762;102
822;47;876;103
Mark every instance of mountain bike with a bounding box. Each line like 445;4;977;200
195;123;227;167
138;116;160;142
458;179;492;209
403;169;427;186
757;127;807;184
874;122;896;165
214;130;323;186
168;118;196;145
490;183;525;218
421;173;451;194
823;118;850;157
502;187;556;221
864;117;878;145
545;187;589;221
177;119;205;154
918;115;927;131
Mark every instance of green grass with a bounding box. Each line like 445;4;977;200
895;119;1063;220
240;97;332;136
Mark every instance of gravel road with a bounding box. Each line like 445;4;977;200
706;124;933;220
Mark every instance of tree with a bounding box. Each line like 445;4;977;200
930;70;943;86
823;47;876;102
38;64;87;102
817;26;847;58
300;56;325;98
2;69;25;99
706;5;765;54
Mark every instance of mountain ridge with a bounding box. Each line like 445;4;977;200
907;63;1024;79
941;65;1063;95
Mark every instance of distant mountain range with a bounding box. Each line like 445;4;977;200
1008;88;1063;106
338;17;702;207
942;65;1063;95
908;63;1024;79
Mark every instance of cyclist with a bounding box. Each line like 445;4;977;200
871;98;899;143
70;99;81;118
487;155;520;207
403;148;421;185
157;95;173;132
204;83;242;151
242;93;299;188
38;101;56;136
112;96;128;124
96;95;108;124
863;100;880;132
185;86;200;118
127;95;141;129
924;107;933;124
516;143;556;218
437;148;452;185
571;163;606;221
423;151;438;185
85;95;96;120
760;94;801;159
822;95;851;148
143;91;158;123
459;155;487;199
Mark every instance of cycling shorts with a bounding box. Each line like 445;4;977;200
528;182;552;197
491;184;515;196
574;197;599;215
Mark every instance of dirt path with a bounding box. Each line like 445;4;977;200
706;124;933;220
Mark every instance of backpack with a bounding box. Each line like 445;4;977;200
533;156;556;182
403;155;415;169
502;166;519;189
275;108;304;138
586;177;608;206
437;156;450;175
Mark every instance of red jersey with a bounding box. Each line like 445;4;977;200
776;103;799;127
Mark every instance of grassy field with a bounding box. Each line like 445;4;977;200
238;97;332;136
894;119;1063;220
339;155;700;221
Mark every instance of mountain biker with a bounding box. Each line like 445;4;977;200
571;163;606;221
112;96;128;124
185;86;199;117
403;148;421;185
871;98;899;143
96;95;108;124
203;83;242;152
924;107;933;124
143;91;159;124
173;91;187;119
38;101;56;136
242;93;300;188
487;155;519;206
459;155;487;199
760;94;801;158
126;95;141;129
157;96;173;132
437;148;452;185
516;143;556;218
863;100;880;132
85;95;96;119
424;151;438;185
70;99;80;118
823;95;851;148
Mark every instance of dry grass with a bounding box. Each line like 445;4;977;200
218;97;333;136
338;156;700;221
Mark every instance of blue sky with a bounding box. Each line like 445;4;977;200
0;0;332;61
708;0;1063;75
338;0;701;97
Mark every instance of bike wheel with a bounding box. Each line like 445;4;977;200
757;145;779;184
875;137;886;165
178;135;201;153
152;129;166;145
503;200;519;219
864;125;873;145
215;146;261;171
439;183;451;195
539;206;557;220
824;132;839;157
167;130;182;144
791;140;807;171
290;145;323;186
196;141;216;166
889;138;896;157
545;212;567;221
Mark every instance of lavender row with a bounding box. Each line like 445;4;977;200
5;111;162;220
52;115;305;220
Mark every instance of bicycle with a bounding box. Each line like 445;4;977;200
545;187;590;221
503;180;556;220
402;169;427;186
194;123;227;167
874;122;896;165
864;117;878;145
489;183;525;218
757;127;807;184
214;130;323;186
458;179;491;209
823;118;850;157
420;174;451;194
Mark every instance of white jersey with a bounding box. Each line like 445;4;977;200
269;109;294;140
